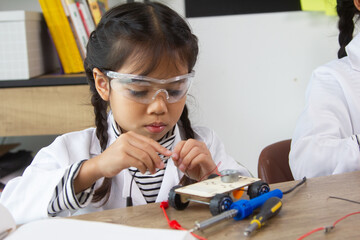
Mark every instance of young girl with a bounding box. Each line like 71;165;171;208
0;2;250;224
289;0;360;179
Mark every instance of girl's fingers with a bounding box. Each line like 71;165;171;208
125;144;158;174
187;153;215;171
127;138;163;170
175;139;203;160
173;139;216;180
126;154;148;174
172;141;186;166
125;132;168;169
128;132;172;157
178;145;203;172
98;149;147;177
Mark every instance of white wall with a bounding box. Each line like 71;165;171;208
187;12;338;176
0;1;339;176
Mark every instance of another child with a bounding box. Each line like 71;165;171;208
0;2;250;224
289;0;360;179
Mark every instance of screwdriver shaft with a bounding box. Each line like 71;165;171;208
192;209;238;231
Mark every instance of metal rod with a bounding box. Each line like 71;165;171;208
191;209;238;232
188;199;210;205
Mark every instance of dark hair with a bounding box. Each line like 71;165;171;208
84;2;198;203
337;0;360;58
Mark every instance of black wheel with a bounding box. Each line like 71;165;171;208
209;194;233;216
247;181;270;199
168;185;189;210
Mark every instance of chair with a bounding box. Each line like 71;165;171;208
257;139;294;184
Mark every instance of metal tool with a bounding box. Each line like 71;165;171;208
243;196;283;236
190;189;283;232
191;209;238;232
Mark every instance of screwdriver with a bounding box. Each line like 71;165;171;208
244;196;282;236
190;189;283;232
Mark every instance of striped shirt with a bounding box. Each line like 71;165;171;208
48;160;94;216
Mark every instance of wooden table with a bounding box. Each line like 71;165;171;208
71;171;360;239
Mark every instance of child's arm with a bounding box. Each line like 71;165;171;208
74;131;172;193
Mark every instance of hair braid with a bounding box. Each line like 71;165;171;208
85;66;113;203
179;105;197;185
336;0;359;58
180;105;194;139
91;93;113;203
93;97;109;151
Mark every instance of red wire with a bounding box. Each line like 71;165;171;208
333;211;360;227
297;227;325;240
160;201;208;240
297;211;360;240
198;161;222;182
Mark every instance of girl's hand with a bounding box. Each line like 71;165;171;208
74;131;172;193
97;131;172;178
171;139;217;181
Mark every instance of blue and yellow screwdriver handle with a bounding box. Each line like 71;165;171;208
244;197;283;236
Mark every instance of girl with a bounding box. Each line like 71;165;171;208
289;0;360;179
0;2;249;224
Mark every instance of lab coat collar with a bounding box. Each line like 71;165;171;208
346;33;360;72
107;111;120;146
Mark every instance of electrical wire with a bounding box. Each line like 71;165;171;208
328;196;360;204
282;177;306;194
129;169;138;197
126;169;139;207
297;211;360;240
198;161;222;182
160;201;208;240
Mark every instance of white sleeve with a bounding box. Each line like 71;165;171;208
0;131;96;224
289;67;360;179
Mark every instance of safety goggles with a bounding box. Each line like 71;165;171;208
104;70;195;104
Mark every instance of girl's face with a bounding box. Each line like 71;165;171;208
95;61;188;141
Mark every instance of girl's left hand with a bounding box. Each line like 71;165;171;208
172;139;217;181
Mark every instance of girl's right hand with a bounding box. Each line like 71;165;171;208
95;131;172;178
74;131;172;193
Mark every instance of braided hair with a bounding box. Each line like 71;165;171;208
336;0;360;58
84;2;198;203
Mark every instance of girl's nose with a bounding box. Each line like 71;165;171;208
147;91;168;115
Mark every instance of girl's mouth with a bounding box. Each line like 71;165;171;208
145;123;167;133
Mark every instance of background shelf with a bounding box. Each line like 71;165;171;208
0;73;88;88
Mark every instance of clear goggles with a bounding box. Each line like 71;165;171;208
104;70;195;104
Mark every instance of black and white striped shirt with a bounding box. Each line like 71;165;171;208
48;160;94;216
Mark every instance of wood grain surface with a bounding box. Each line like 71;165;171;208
71;171;360;239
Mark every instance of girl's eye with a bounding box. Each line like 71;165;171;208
127;89;148;97
167;89;182;97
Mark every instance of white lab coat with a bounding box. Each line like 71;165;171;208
289;33;360;180
0;117;249;224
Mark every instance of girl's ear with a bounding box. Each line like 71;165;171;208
93;68;110;101
355;0;360;11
